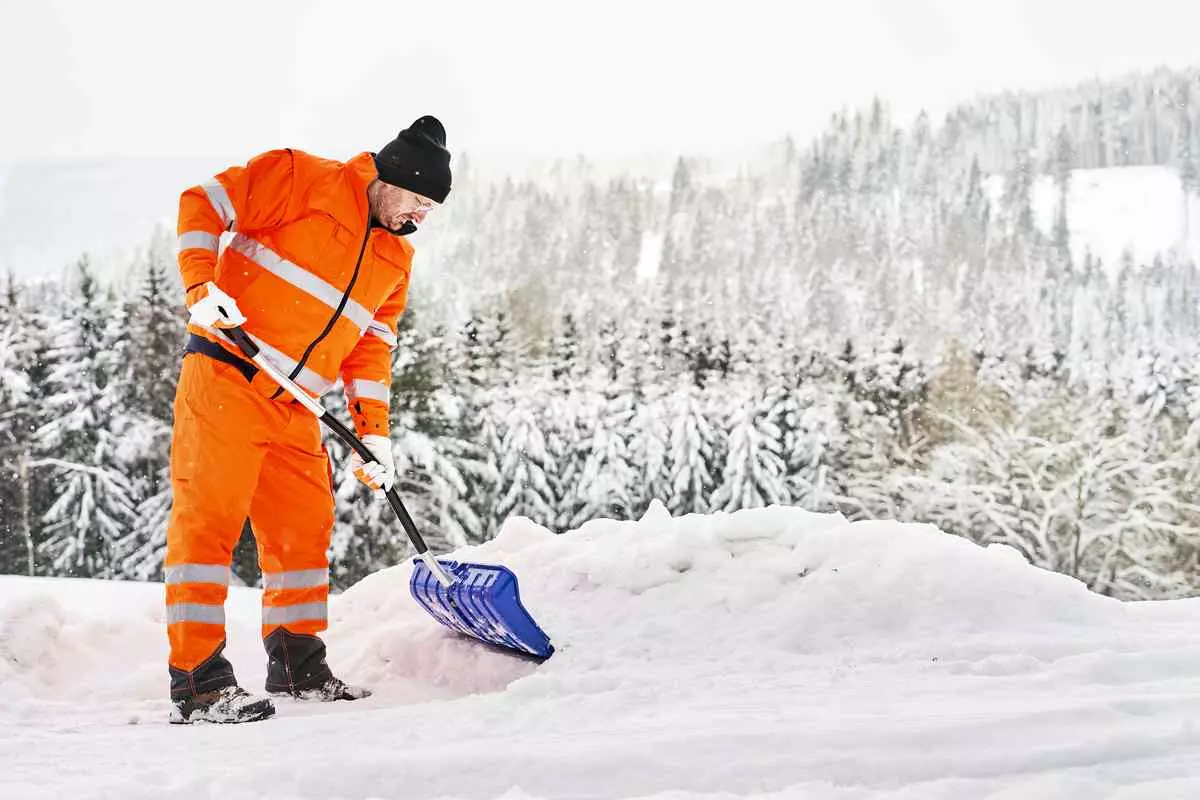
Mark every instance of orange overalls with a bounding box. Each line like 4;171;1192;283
167;149;411;699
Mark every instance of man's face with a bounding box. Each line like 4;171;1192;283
369;180;439;233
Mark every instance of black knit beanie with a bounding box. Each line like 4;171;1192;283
374;116;452;202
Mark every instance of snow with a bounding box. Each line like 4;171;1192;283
1046;167;1200;267
636;232;663;281
987;165;1200;269
5;505;1200;799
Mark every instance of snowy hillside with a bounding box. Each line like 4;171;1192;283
4;505;1200;799
988;165;1200;268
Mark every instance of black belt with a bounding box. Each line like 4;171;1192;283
185;333;258;384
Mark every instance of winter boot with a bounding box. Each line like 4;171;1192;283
169;685;275;725
271;675;373;702
264;628;372;701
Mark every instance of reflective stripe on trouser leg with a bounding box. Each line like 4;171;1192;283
260;568;329;636
262;568;328;590
261;584;329;637
165;580;234;698
262;601;328;627
167;602;226;625
166;563;232;586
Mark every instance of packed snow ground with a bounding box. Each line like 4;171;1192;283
4;504;1200;799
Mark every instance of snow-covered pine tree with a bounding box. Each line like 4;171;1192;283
126;234;184;421
493;388;558;528
568;319;637;526
473;391;508;538
389;313;489;551
772;344;849;513
665;372;720;516
115;461;172;581
709;378;786;512
419;402;494;548
34;257;137;577
462;306;528;536
111;242;185;579
545;313;591;531
809;340;887;520
627;315;672;516
2;279;57;577
1057;404;1198;600
0;275;37;574
446;311;504;542
841;339;926;519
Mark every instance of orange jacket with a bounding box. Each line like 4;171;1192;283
177;150;411;438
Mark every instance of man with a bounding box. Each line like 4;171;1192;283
166;116;451;724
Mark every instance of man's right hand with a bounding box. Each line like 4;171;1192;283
188;281;247;329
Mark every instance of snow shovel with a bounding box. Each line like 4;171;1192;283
223;326;555;661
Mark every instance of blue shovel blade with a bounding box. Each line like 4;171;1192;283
409;559;555;660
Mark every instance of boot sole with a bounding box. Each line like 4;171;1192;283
169;700;276;725
267;690;372;702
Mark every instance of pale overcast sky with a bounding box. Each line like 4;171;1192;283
2;0;1200;162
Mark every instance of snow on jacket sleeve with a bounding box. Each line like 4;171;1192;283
339;277;409;438
176;149;298;306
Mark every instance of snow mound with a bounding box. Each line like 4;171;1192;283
332;503;1117;692
0;506;1124;719
7;506;1200;800
0;577;265;725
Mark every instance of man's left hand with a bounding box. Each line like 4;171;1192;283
350;435;395;492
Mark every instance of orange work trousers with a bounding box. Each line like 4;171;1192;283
165;353;336;699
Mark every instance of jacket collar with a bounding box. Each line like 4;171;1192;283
308;152;378;231
310;152;414;261
346;151;379;194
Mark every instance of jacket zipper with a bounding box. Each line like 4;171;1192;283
270;220;372;400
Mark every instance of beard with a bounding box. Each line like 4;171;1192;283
372;210;418;236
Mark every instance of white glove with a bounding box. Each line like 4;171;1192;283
349;434;395;492
189;281;247;329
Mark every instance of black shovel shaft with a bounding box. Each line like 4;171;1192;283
223;326;432;557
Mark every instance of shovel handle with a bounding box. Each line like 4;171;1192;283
222;326;454;586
